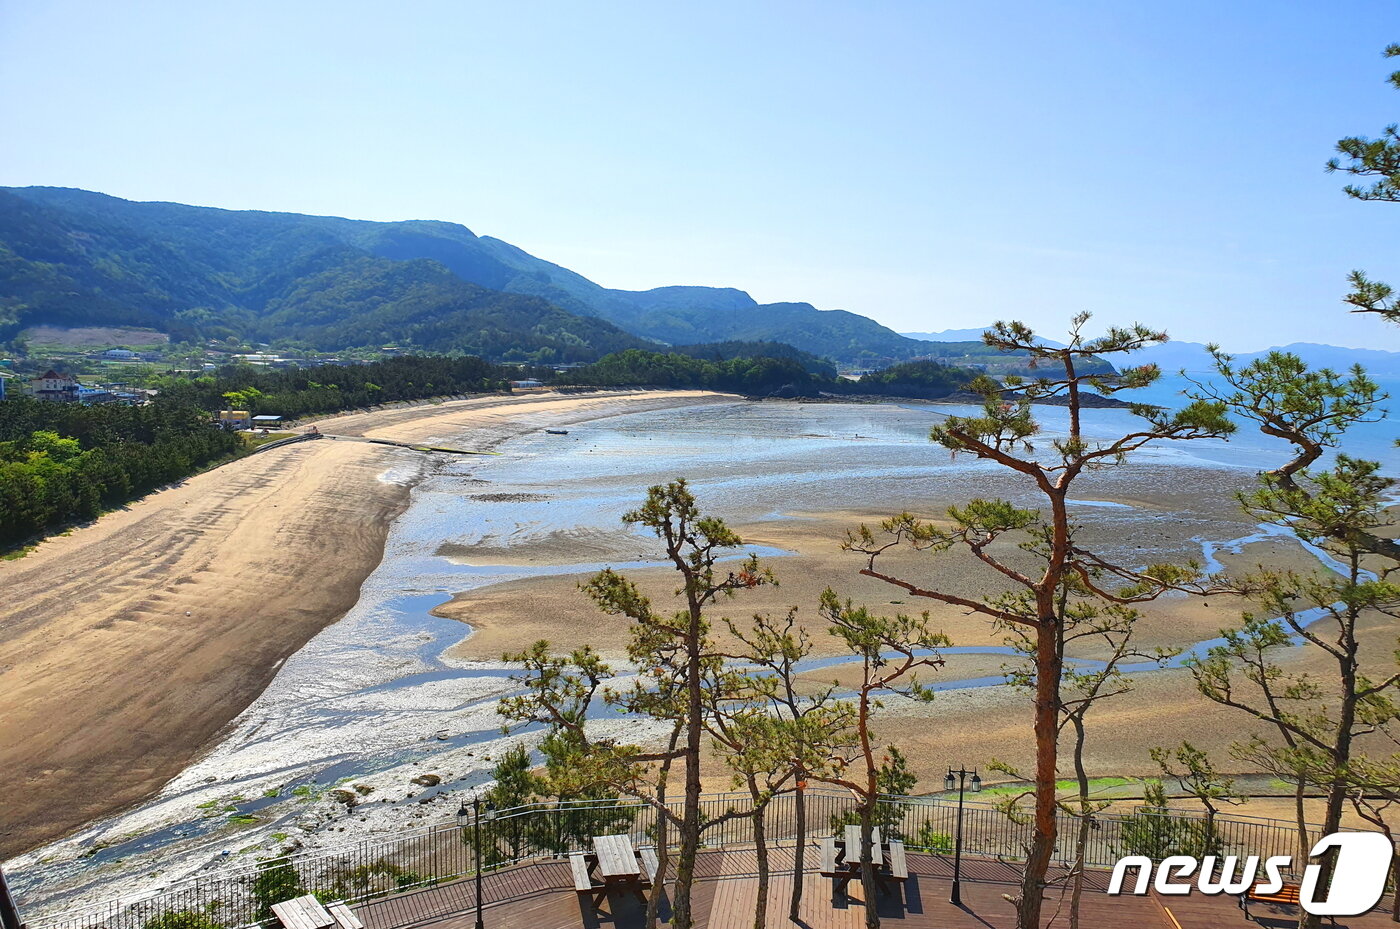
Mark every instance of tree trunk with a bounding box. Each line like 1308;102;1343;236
672;601;707;929
645;814;670;929
1297;774;1350;929
1068;714;1090;929
753;795;770;929
1293;778;1310;866
789;783;807;923
1300;590;1361;929
861;802;881;929
1301;705;1357;928
1017;617;1063;929
646;730;680;929
1391;849;1399;922
672;735;702;926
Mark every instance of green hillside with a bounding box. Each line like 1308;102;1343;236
1;188;934;363
0;189;650;362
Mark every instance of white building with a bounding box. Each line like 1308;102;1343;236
33;370;80;402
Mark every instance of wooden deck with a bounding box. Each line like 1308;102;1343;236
353;845;1397;929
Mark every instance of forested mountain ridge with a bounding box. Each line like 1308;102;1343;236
0;188;650;362
0;187;934;363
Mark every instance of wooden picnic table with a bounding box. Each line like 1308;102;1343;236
570;834;657;908
593;834;642;880
271;896;364;929
842;824;883;867
272;897;335;929
821;827;910;898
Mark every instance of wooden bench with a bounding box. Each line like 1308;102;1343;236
569;852;595;893
271;896;335;929
638;846;660;884
570;850;611;907
818;837;841;878
1239;882;1337;925
325;903;362;929
819;837;857;895
886;840;908;882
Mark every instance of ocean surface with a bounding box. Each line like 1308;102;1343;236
12;373;1400;913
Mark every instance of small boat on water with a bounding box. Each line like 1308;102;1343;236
545;429;569;435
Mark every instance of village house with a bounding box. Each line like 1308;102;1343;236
218;410;251;430
76;385;116;404
32;370;80;402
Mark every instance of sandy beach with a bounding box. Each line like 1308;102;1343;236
0;389;724;859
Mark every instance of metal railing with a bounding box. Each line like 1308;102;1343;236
18;789;1358;929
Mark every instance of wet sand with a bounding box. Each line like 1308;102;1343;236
437;500;1360;794
438;504;1316;663
0;389;724;859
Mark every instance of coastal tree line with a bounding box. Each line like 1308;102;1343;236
152;355;518;419
0;356;524;548
561;349;972;399
0;398;241;547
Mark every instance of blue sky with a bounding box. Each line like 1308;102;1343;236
3;1;1399;351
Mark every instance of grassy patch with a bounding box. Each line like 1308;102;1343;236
2;541;41;561
241;431;297;449
80;841;111;859
977;777;1132;796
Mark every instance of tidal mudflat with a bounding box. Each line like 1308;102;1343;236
10;389;1397;916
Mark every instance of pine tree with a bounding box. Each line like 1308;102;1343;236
845;314;1233;928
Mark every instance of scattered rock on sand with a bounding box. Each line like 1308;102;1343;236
467;492;551;503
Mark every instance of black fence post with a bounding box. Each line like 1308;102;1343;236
16;789;1329;929
0;866;25;929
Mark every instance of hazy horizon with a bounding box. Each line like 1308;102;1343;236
4;1;1400;352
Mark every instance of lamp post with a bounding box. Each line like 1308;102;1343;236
943;766;981;907
458;796;497;929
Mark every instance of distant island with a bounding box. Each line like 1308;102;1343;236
904;328;1400;377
